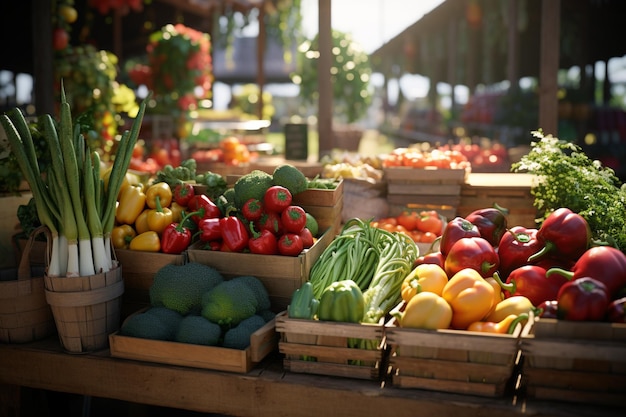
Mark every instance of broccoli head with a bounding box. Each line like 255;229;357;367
222;315;267;349
233;170;273;209
201;278;259;327
119;311;174;341
150;263;224;315
144;306;184;330
272;164;308;196
174;315;222;346
234;275;271;312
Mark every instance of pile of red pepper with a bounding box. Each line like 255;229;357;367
415;206;626;323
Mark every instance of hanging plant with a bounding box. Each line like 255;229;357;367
128;24;213;124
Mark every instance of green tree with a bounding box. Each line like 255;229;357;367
293;30;372;123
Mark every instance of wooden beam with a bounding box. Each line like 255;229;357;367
317;0;333;159
256;3;266;119
507;0;519;88
538;0;560;136
31;0;54;115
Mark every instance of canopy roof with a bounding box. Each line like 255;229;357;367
370;0;626;88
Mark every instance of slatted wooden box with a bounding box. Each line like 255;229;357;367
292;180;344;234
109;308;277;374
520;317;626;407
275;311;386;381
384;167;468;220
187;229;334;313
385;303;526;397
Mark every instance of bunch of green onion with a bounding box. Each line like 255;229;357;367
0;85;146;278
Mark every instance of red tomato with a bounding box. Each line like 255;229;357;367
416;213;443;235
281;205;307;233
264;185;292;213
278;233;304;256
396;211;418;230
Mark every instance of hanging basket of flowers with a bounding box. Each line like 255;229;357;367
129;24;213;125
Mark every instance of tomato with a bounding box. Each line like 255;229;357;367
278;233;304;256
416;213;443;235
264;185;292;213
397;211;418;230
281;205;307;233
53;28;69;51
420;231;438;244
298;228;314;249
132;141;145;159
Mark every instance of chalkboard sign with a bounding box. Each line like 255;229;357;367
284;123;308;160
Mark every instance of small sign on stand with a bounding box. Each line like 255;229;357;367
284;124;308;160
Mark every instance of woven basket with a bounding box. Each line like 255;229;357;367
0;226;56;343
44;260;124;353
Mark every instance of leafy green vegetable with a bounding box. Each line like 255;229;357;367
512;130;626;252
195;170;227;200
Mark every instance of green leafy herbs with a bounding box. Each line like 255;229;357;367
512;130;626;252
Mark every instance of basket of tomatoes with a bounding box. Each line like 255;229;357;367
370;209;444;254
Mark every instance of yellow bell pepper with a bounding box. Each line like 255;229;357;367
401;263;449;302
111;224;137;250
484;295;535;323
395;292;452;330
146;196;174;234
442;268;495;330
467;313;529;335
134;209;150;235
129;231;161;252
169;201;185;223
116;184;146;225
145;182;173;209
484;276;504;317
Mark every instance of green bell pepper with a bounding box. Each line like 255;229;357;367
317;280;365;323
288;281;319;319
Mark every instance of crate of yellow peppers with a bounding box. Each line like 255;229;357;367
384;263;533;398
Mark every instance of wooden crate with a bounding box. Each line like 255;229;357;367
458;173;537;228
520;318;626;407
114;250;186;318
384;167;468;219
187;230;334;312
385;303;526;397
275;311;385;381
293;180;344;235
109;310;277;374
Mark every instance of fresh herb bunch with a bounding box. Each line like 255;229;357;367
512;130;626;252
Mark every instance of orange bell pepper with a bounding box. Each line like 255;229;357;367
395;292;452;330
115;184;146;225
442;268;495;330
401;263;449;302
145;182;173;209
467;313;529;335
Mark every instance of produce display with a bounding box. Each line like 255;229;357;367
113;161;332;256
119;262;274;349
370;209;444;244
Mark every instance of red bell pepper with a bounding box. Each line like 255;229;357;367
497;226;542;278
444;236;500;278
160;210;202;254
278;233;304;256
172;182;195;207
281;205;307;233
414;251;445;269
464;204;509;247
198;217;222;242
248;223;278;255
537;300;559;318
242;198;264;222
606;297;626;323
528;208;591;263
492;266;568;307
439;217;481;257
188;194;221;223
264;185;292;213
219;215;250;252
546;245;626;298
557;277;610;321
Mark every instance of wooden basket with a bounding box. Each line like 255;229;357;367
44;265;124;353
520;317;626;407
0;226;55;343
275;311;386;381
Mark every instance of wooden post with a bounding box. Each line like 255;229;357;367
538;0;560;136
31;0;54;115
317;0;333;159
507;0;519;89
256;3;266;120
